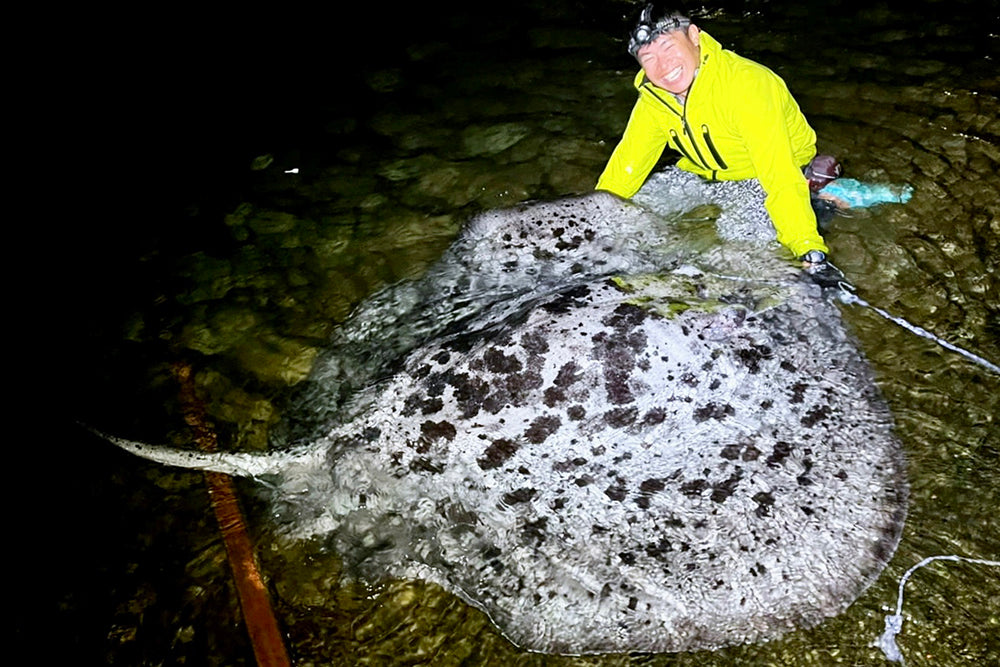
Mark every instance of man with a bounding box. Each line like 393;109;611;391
597;6;830;266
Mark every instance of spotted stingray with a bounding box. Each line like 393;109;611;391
104;186;907;654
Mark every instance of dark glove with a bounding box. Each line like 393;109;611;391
799;250;851;290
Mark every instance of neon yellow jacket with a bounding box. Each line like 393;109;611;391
596;32;828;257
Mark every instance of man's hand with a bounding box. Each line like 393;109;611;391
799;250;850;290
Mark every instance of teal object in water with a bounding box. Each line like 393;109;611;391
822;178;913;208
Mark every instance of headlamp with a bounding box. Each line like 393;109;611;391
628;5;692;57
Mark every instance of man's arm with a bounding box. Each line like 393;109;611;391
596;98;670;199
739;76;828;258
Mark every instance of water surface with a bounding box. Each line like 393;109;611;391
33;1;998;664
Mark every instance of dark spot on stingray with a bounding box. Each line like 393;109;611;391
450;374;490;419
693;402;735;422
431;350;451;365
603;406;638;428
420;420;456;443
640;478;666;494
477;438;520;470
681;372;699;387
752;491;775;517
742;446;761;461
680;479;709;496
518;465;531;475
482;392;507;415
522;518;548;546
628;596;638;610
574;475;594;486
520;330;549;355
592;524;609;534
605;482;627;501
797;475;813;486
643;407;666;426
362;427;381;442
401;393;423;417
619;552;636;565
551;497;567;509
604;371;634;405
543;387;566;407
567;405;586;421
781;360;797;372
766;441;793;467
789;381;809;404
760;399;773;410
736;344;772;374
800;505;815;515
645;538;673;560
720;444;742;460
801;404;832;427
710;472;743;503
409;457;444;474
504;367;545;399
541;284;593;314
502;487;537;505
483;347;523;374
524;414;562;444
709;378;721;390
421;397;443;415
591;445;606;456
553;457;588;472
412;363;432;379
554;361;582;388
835;469;848;480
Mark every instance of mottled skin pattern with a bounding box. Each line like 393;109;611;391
289;268;906;654
107;187;907;654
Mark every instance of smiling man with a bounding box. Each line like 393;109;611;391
597;6;830;264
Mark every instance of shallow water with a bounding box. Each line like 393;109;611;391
34;1;998;665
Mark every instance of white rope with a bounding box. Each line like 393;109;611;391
836;284;1000;375
875;555;1000;663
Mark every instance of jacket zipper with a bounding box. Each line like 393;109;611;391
681;114;710;170
701;125;727;169
669;129;700;166
644;79;727;173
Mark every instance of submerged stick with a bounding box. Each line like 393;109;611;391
172;362;291;667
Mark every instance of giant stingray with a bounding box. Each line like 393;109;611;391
105;176;908;654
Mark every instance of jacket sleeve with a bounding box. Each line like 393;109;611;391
736;76;828;258
596;97;670;199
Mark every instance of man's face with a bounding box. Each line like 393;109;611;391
637;25;701;96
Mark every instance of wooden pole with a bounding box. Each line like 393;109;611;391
173;362;291;667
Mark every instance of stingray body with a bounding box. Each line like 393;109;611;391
107;187;907;654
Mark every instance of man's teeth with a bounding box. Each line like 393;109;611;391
666;66;683;82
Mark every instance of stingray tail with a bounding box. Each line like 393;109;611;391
86;424;293;477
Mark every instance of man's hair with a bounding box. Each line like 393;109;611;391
628;5;693;57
